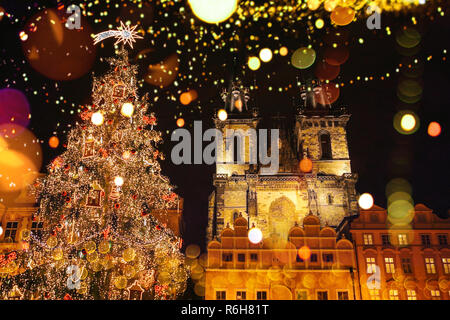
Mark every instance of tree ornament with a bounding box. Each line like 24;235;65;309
114;276;128;290
46;236;58;248
122;248;136;262
124;265;136;279
52;248;64;261
112;84;126;98
98;240;111;254
109;184;121;200
84;241;96;254
86;251;99;263
82;134;96;158
86;181;104;208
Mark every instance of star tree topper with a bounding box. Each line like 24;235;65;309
93;21;143;48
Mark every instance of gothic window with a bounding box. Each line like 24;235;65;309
319;132;332;160
233;135;240;163
327;194;333;205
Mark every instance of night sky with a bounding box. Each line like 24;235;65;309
0;0;449;251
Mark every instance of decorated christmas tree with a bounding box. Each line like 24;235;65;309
1;46;189;300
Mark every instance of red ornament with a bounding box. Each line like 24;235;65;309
80;110;93;121
63;294;73;300
114;203;120;209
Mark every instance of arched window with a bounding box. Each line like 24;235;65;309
319;133;332;160
233;136;240;163
233;212;239;221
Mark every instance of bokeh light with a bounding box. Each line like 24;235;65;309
217;109;228;121
324;45;349;66
358;193;374;210
114;176;124;187
400;114;416;131
248;227;263;244
270;284;292;300
393;111;419;135
315;18;324;29
185;244;201;259
176;118;185;127
299;158;313;173
120;103;135;118
386;178;415;227
330;6;355;26
19;31;28;42
279;46;288;56
91;112;104;126
48;136;59;149
259;48;273;63
22;9;96;80
146;53;179;88
0;88;31;129
180;90;198;105
291;47;316;69
0;124;42;195
315;61;340;81
324;0;338;12
427;122;441;137
248;56;261;71
188;0;237;24
396;27;421;49
298;245;311;261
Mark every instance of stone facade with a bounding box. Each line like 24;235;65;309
205;215;359;300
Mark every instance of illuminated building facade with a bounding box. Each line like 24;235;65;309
205;81;449;300
350;204;450;300
205;214;359;300
207;80;359;243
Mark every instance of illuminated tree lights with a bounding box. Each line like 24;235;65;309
0;48;189;300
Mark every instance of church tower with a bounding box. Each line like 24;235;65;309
207;80;260;239
206;79;359;243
